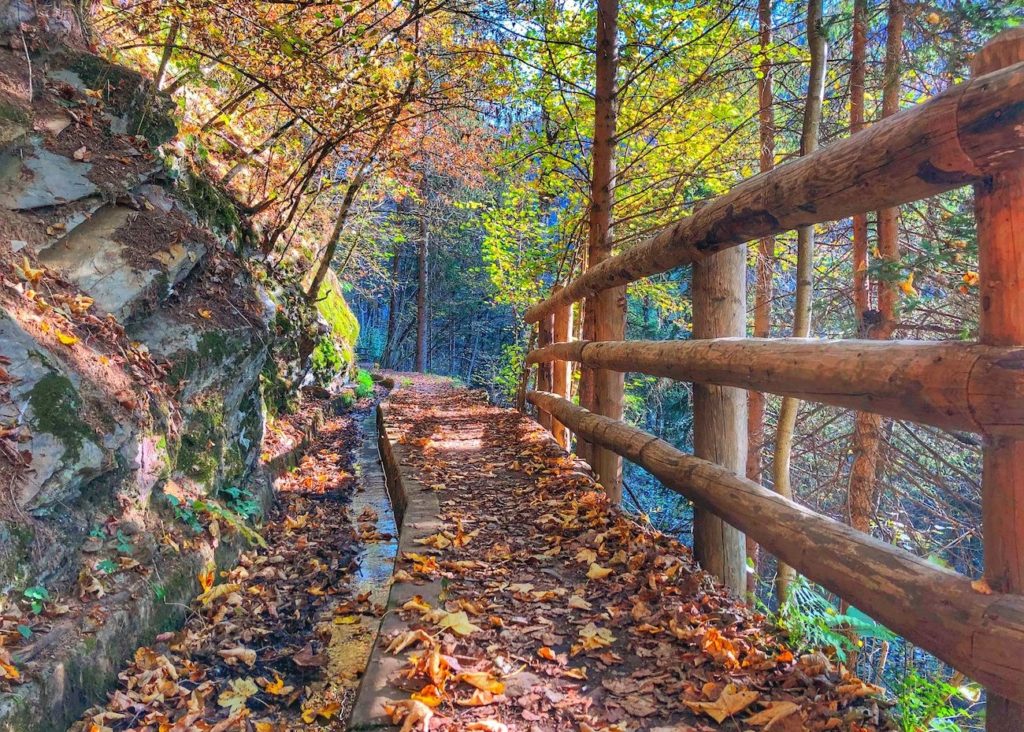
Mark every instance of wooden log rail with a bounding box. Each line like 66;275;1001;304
521;30;1024;728
527;338;1024;439
524;55;1024;325
526;390;1024;706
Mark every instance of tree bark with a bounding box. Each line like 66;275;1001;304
416;207;429;373
772;0;826;603
746;0;775;597
551;285;573;448
848;0;902;540
580;0;625;500
528;338;1024;440
382;239;403;368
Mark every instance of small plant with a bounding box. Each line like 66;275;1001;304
400;376;414;387
354;368;375;399
97;559;119;574
152;583;168;602
23;586;49;614
166;494;202;533
775;576;894;661
894;671;978;731
219;485;261;520
115;530;134;555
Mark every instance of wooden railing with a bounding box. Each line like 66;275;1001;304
520;30;1024;728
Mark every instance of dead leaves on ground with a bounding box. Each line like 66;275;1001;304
72;409;374;730
379;385;890;731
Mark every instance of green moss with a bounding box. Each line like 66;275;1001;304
311;270;359;373
0;100;29;126
311;337;343;387
28;373;97;462
166;330;237;387
67;52;177;145
178;171;242;238
174;396;224;486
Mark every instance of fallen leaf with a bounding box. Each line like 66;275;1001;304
301;701;342;723
436;610;482;637
217;677;258;714
587;563;613;580
747;701;800;727
457;671;504;694
218;646;256;667
685;683;759;723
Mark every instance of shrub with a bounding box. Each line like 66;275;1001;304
354;369;375;399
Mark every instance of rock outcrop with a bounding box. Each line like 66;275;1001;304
0;4;359;729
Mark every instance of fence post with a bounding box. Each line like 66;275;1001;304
974;28;1024;732
537;311;555;431
691;247;747;595
551;285;573;448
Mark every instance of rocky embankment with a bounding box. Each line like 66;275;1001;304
0;3;358;729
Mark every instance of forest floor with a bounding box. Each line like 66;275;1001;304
71;389;394;732
366;376;892;732
70;376;893;732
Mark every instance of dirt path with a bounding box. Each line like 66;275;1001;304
72;396;395;731
361;377;890;732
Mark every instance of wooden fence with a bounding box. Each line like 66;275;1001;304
521;30;1024;729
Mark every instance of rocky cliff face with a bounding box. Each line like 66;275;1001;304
0;4;358;727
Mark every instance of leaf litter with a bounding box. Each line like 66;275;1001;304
376;378;892;731
71;400;389;731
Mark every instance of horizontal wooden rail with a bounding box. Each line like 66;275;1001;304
527;338;1024;438
525;60;1024;323
526;389;1024;703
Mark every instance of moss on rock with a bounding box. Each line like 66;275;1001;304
28;373;97;463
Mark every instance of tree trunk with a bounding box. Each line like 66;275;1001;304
745;0;775;597
772;0;826;604
305;174;363;301
416;207;429;373
582;0;625;500
154;19;179;91
848;0;903;538
382;239;403;368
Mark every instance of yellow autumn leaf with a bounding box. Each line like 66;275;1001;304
403;595;432;613
898;272;918;297
962;271;980;286
436;610;482;637
198;309;213;319
17;256;44;283
197;583;241;607
199;560;216;592
217;677;258;713
568;594;592;610
56;330;78;346
746;700;800;726
301;701;342;723
411;683;444;707
456;689;499;706
587;563;613;580
575;622;615;652
457;671;504;694
262;673;294;696
0;660;19;680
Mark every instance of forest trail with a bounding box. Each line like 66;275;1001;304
356;377;890;732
